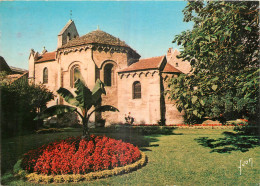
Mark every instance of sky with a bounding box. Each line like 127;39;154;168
0;1;193;70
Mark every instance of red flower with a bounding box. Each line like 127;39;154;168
21;135;141;175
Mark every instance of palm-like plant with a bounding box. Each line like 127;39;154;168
34;79;119;138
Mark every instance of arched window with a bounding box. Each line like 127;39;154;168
70;65;81;88
43;67;48;84
104;64;114;86
133;81;141;99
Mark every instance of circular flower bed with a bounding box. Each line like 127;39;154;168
21;135;141;175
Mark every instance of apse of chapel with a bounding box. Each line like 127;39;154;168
58;49;92;68
58;49;97;90
92;50;128;70
57;42;135;71
59;54;96;89
58;44;93;55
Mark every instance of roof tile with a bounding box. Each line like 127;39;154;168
60;30;129;49
35;52;56;63
162;63;182;73
118;56;164;73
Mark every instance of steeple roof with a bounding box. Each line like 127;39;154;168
58;19;74;36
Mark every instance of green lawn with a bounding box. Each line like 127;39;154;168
1;128;259;185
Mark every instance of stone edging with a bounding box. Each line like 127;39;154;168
15;151;147;184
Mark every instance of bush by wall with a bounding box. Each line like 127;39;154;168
1;80;53;138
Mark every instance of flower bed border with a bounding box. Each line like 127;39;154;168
111;123;246;127
14;151;147;184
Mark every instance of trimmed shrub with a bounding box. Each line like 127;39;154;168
36;128;64;134
98;125;175;135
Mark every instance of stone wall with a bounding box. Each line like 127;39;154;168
93;50;129;70
118;70;161;124
34;60;59;107
167;48;191;74
101;85;118;124
162;73;184;125
59;49;95;90
92;48;132;124
28;53;35;82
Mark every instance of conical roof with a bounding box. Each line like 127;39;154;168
59;30;130;49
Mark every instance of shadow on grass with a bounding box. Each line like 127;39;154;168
92;125;182;136
91;126;181;150
1;171;24;185
95;132;162;153
195;131;260;153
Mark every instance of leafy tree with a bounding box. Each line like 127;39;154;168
168;1;259;124
1;79;54;137
35;79;119;138
0;71;10;85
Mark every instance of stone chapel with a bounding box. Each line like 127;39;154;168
29;20;191;125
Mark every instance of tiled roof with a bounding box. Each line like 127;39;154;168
60;30;130;49
6;74;23;81
35;52;56;63
5;72;28;84
118;56;165;73
162;63;182;73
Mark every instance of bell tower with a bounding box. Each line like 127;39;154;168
57;19;79;48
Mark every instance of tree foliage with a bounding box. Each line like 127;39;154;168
1;79;54;137
168;1;259;124
35;79;119;138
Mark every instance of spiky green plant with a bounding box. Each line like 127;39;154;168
35;79;119;138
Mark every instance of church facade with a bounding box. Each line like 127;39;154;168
28;20;191;125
